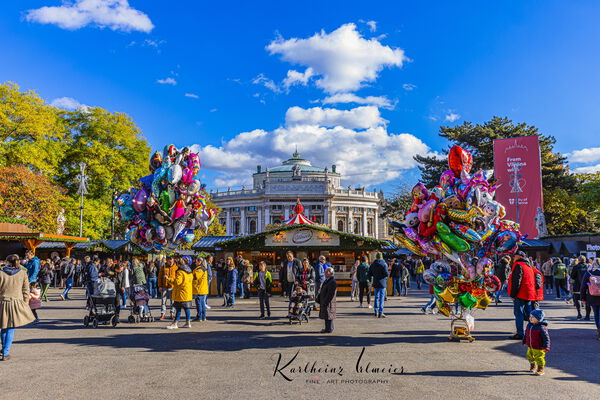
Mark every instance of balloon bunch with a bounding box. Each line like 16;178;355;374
114;144;216;250
390;145;523;317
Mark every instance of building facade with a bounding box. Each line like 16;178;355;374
210;152;387;238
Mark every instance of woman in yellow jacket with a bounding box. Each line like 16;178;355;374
166;256;194;329
192;257;210;321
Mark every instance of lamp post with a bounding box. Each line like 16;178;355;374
76;162;89;237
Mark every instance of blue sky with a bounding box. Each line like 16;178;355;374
2;1;599;192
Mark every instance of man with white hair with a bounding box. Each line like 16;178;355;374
317;267;337;333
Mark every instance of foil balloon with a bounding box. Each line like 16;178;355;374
483;275;502;292
448;145;473;177
438;287;456;303
449;222;482;242
474;292;492;309
458;292;477;309
132;187;148;213
168;164;183;185
394;233;427;257
436;222;470;252
423;269;438;285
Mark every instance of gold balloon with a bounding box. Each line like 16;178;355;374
447;283;460;295
437;301;451;317
475;292;492;309
447;207;483;224
438;288;456;303
394;233;427;257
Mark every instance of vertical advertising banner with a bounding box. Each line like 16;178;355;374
493;136;543;238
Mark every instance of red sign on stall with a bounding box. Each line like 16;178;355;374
493;136;544;238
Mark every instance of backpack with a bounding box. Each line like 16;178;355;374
589;275;600;296
553;263;567;279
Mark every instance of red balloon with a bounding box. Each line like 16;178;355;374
448;145;473;177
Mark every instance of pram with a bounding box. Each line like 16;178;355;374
128;284;153;323
84;277;119;328
287;281;315;325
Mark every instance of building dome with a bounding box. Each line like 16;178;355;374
266;151;328;173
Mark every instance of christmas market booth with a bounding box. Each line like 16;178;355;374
0;218;89;259
215;223;389;294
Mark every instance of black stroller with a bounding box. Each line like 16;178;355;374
84;278;119;328
288;281;315;325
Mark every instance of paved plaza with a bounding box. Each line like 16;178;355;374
1;287;599;400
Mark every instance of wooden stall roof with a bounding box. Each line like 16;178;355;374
0;232;89;243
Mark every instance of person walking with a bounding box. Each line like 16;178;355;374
508;251;541;340
84;257;101;300
215;259;227;297
132;259;147;287
349;259;359;301
59;258;75;300
166;258;194;330
225;261;238;307
24;251;40;283
158;256;177;319
146;262;158;299
296;258;315;291
314;256;329;306
242;260;253;299
494;255;512;304
29;282;42;324
39;260;54;302
356;256;372;309
192;257;210;322
570;256;591;320
253;261;272;319
414;258;425;290
235;255;245;299
369;253;389;318
390;258;401;296
0;254;35;361
523;308;551;376
281;251;301;298
223;257;236;305
316;267;337;333
540;258;554;295
552;258;568;299
400;261;410;296
580;261;600;340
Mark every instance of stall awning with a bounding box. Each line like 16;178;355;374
192;236;236;250
520;239;550;248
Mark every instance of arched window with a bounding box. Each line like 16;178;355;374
337;220;344;232
354;220;360;234
249;219;257;234
234;220;240;235
367;221;373;236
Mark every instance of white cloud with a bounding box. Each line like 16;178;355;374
50;96;89;111
366;20;377;32
568;147;600;164
282;68;314;89
252;73;281;93
321;93;395;109
209;108;218;113
184;93;199;99
402;83;416;91
191;105;431;188
266;23;407;94
285;106;385;130
157;77;177;85
25;0;154;33
573;164;600;174
445;113;460;122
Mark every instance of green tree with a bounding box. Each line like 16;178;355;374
0;82;68;175
575;172;600;225
0;166;66;232
413;116;592;234
414;117;576;191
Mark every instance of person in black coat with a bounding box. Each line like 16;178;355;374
494;255;511;304
570;256;591;320
316;267;337;333
281;251;301;298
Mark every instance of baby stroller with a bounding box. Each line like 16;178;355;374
128;284;153;323
288;281;314;325
84;278;119;328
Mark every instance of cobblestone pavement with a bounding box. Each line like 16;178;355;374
1;287;599;400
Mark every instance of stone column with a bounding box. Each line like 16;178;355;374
257;207;263;232
374;211;379;239
330;207;336;230
264;206;270;227
362;208;368;236
323;205;329;225
284;206;290;220
240;208;246;235
348;208;354;233
226;209;231;236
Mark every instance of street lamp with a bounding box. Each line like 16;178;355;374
76;162;89;237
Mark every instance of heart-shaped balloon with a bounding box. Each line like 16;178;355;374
448;145;473;177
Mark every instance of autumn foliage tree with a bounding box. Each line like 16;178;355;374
0;166;66;232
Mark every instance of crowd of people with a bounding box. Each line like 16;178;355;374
0;248;599;365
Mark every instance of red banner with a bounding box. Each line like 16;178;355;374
493;136;543;238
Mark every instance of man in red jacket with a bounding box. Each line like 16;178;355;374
507;251;542;340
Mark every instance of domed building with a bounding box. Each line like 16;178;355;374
210;151;386;238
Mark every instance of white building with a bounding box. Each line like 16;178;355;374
210;152;387;238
